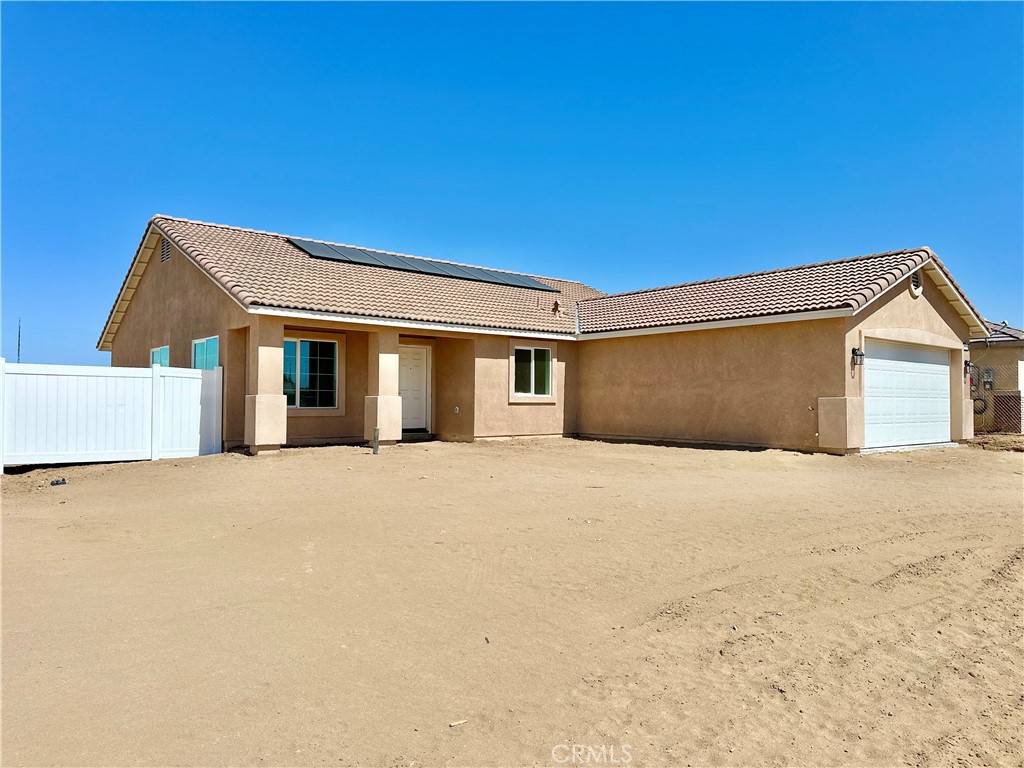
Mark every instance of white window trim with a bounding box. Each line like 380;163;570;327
150;345;169;366
191;335;219;370
509;342;556;404
284;337;340;410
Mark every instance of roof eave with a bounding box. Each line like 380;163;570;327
917;255;987;338
578;307;854;339
96;220;163;352
248;305;577;340
845;251;987;339
97;218;254;353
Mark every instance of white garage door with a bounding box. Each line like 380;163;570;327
864;340;951;449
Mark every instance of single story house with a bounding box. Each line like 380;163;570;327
98;215;988;455
968;321;1024;434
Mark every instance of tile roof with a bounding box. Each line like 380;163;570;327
973;320;1024;345
577;248;984;334
148;216;604;335
99;215;987;351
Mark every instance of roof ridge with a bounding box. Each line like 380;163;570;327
578;248;931;303
150;213;591;287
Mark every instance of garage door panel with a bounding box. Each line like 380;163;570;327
864;340;950;449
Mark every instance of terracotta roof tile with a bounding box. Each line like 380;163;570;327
100;216;985;351
975;320;1024;344
150;216;604;335
577;248;981;333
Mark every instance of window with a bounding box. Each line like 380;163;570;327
284;339;337;408
150;346;169;367
514;347;552;396
192;336;219;370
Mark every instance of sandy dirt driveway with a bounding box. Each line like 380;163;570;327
2;439;1022;767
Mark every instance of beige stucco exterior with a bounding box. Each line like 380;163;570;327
575;270;975;454
109;242;979;455
968;344;1024;433
816;270;975;451
576;317;847;452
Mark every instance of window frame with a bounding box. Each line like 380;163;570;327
191;335;220;370
508;341;557;404
150;345;169;367
284;336;340;410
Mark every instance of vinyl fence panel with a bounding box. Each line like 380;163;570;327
199;367;223;457
1;360;222;468
156;366;203;459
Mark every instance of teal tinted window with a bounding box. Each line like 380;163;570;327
192;337;219;370
150;346;169;367
283;340;297;407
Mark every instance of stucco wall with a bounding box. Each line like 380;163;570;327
968;345;1024;432
969;345;1024;390
844;270;971;396
472;336;572;438
844;270;974;442
111;241;251;447
109;249;977;452
110;242;249;368
576;318;848;451
434;338;477;440
282;328;367;444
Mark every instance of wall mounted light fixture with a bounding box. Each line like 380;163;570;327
851;347;865;366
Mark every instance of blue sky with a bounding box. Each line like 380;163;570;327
3;2;1021;365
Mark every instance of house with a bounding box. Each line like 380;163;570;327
968;321;1024;434
98;216;988;455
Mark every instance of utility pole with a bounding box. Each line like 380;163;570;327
17;318;22;363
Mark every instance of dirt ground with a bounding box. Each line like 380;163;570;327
2;439;1022;767
969;433;1024;452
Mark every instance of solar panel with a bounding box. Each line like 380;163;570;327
330;245;388;268
360;249;410;270
291;238;345;261
287;237;557;292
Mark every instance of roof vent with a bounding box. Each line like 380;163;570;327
160;237;171;263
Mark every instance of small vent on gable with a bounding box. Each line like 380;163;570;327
910;270;921;290
160;237;171;263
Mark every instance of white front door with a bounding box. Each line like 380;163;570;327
399;346;429;431
863;340;951;449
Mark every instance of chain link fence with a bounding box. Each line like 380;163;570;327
968;355;1023;434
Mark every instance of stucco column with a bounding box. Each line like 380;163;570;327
364;329;403;442
244;316;287;453
952;347;973;441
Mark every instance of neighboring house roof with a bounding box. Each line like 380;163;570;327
97;216;605;350
969;320;1024;347
577;248;987;337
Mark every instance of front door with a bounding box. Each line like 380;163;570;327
399;346;429;431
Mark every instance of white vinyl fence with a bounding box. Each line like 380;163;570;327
0;360;222;469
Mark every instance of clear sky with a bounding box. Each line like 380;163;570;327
2;2;1021;365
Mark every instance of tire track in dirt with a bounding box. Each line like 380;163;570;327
556;540;1023;766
